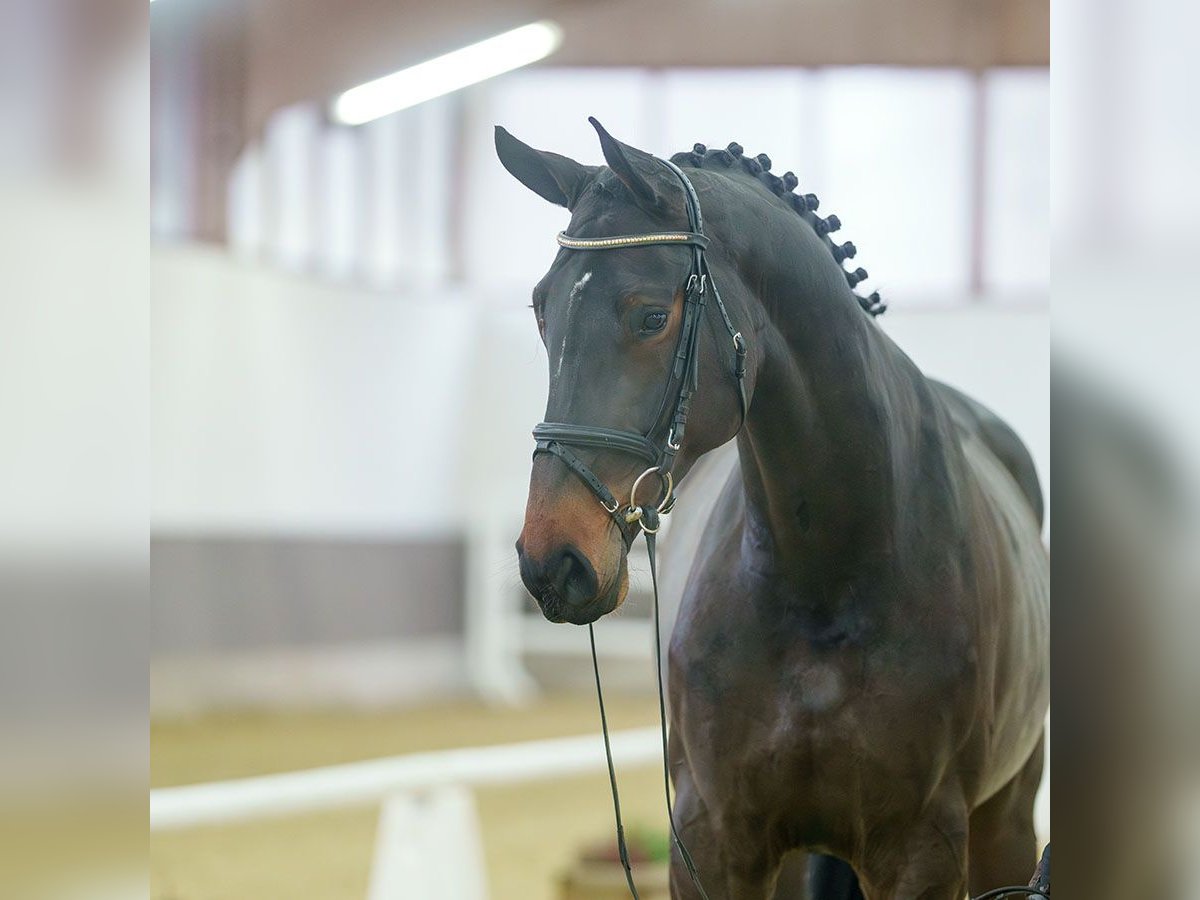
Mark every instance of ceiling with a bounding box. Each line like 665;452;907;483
154;0;1048;134
150;0;1047;242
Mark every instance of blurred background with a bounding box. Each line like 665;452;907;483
3;0;1198;897
148;0;1050;897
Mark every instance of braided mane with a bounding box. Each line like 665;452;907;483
669;142;886;317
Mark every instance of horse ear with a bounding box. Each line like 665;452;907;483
588;116;663;210
494;126;597;210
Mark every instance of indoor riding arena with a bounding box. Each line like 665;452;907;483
142;2;1070;899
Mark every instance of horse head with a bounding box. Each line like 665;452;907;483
496;119;747;624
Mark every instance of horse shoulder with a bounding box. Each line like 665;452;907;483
937;389;1049;804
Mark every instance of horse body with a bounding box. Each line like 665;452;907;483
496;121;1048;899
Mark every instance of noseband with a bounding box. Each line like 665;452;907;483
532;158;748;536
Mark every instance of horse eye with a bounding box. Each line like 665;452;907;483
640;310;668;334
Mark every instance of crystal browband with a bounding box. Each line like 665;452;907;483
555;231;710;251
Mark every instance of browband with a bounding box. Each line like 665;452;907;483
556;231;710;251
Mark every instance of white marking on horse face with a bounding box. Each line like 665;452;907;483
555;271;591;380
798;663;843;713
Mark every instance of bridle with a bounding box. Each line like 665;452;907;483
532;157;748;539
531;157;748;900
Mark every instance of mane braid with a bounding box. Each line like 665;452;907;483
670;142;886;317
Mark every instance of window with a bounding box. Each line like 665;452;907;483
225;67;1049;305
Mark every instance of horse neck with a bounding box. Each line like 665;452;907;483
721;204;918;590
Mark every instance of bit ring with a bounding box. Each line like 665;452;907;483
630;466;674;515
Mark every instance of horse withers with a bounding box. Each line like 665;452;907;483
500;119;1048;900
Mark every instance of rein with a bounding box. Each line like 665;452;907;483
588;508;709;899
534;158;742;899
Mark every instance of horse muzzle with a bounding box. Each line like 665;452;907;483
516;540;623;625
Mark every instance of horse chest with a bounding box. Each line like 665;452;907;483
672;581;969;828
674;643;887;833
674;610;872;764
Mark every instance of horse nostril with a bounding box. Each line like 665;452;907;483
549;545;598;609
555;553;576;588
518;542;598;618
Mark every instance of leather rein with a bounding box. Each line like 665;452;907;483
532;158;749;900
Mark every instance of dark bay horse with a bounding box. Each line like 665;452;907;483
500;119;1049;899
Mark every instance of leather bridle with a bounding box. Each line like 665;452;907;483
530;157;749;900
532;157;748;538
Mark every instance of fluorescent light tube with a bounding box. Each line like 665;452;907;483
332;20;562;126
